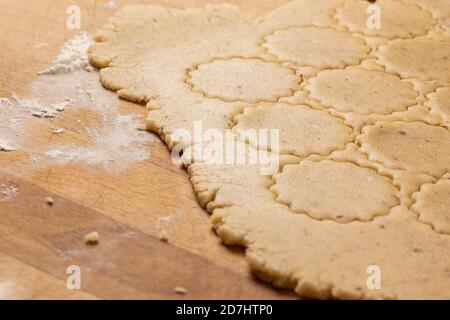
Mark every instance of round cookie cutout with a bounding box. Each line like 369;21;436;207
233;103;353;157
263;27;369;69
306;68;418;115
186;58;299;103
378;39;450;82
412;177;450;234
272;160;399;223
427;87;450;123
358;121;450;177
336;0;434;39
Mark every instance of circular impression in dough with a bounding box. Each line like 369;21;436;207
233;103;353;157
336;0;434;39
412;177;450;235
272;160;399;223
306;68;418;115
263;27;369;69
427;87;450;124
186;58;300;103
378;39;450;82
404;0;450;20
358;121;450;177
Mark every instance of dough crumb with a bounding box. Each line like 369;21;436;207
159;230;169;242
45;196;54;205
53;128;65;134
84;231;100;245
174;286;187;295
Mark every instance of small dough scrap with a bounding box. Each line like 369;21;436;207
272;160;400;223
412;176;450;234
174;286;187;295
306;68;418;115
359;122;450;177
233;103;353;157
84;231;100;245
378;39;450;82
258;0;346;33
264;27;369;69
427;87;450;123
337;0;434;39
187;58;300;103
45;197;54;205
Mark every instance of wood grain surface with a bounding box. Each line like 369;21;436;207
0;0;295;299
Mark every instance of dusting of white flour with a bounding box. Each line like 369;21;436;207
0;138;15;152
156;215;177;227
0;97;12;106
44;113;151;167
104;0;118;9
0;32;155;171
53;128;65;134
0;184;19;202
11;92;71;118
38;32;93;75
0;98;16;151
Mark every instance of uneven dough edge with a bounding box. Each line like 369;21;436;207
88;2;450;300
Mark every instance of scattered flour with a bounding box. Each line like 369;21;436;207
38;32;93;75
155;214;178;229
0;32;155;171
0;138;15;152
0;97;12;106
0;98;14;150
0;99;16;151
104;0;118;9
44;113;150;168
11;92;71;118
52;128;65;134
0;184;19;201
157;215;177;224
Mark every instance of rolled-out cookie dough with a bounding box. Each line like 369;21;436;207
358;121;450;177
257;0;346;34
427;87;450;124
377;38;450;82
233;103;353;157
272;160;400;223
186;58;300;103
404;0;450;21
263;27;370;69
89;1;450;299
412;175;450;234
305;68;418;115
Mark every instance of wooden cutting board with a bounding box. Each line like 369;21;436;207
0;0;295;299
